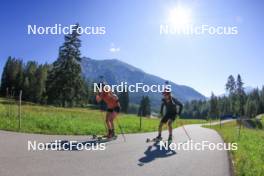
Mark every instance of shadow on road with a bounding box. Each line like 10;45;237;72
138;141;176;166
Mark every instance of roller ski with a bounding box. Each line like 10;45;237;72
146;135;173;145
92;129;117;142
146;135;162;143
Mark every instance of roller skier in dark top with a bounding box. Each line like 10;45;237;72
155;88;183;143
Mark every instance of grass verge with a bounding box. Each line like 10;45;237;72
208;121;264;176
0;98;205;135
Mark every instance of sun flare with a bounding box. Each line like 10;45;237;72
168;6;192;28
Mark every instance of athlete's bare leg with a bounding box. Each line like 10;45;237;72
168;119;173;136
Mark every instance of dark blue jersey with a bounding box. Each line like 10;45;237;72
160;97;183;115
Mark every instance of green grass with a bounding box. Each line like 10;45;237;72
0;98;205;135
209;121;264;176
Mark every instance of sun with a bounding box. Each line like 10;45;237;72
168;6;192;28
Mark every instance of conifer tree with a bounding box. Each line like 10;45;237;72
118;90;129;113
138;96;151;117
46;24;85;107
235;74;246;116
209;92;219;119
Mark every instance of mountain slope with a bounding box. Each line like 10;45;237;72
81;57;205;108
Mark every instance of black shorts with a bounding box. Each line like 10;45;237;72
161;113;177;123
107;106;120;113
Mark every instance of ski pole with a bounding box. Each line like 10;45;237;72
116;117;126;142
97;75;108;135
180;121;192;141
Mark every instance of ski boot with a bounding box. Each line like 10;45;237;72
102;129;112;139
154;134;162;142
168;135;173;144
110;129;117;139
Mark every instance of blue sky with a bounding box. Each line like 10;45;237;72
0;0;263;97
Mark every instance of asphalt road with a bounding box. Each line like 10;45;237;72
0;121;232;176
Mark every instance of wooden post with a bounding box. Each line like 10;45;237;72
6;88;10;117
18;90;22;130
219;116;222;128
238;117;242;140
139;109;142;131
